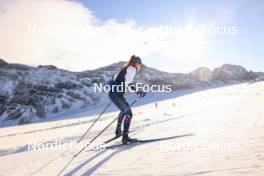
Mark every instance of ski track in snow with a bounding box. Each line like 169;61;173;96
0;82;264;176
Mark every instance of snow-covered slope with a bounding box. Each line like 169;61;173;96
0;59;263;125
0;82;263;175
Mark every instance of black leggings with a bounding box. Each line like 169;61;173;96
109;91;132;134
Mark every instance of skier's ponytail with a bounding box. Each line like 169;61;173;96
124;55;142;69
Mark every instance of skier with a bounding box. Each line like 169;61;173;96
155;102;158;109
108;55;146;144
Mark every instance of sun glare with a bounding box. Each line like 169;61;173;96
175;25;209;60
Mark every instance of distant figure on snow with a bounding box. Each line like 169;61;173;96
155;102;158;109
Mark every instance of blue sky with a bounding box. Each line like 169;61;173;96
76;0;264;72
0;0;263;72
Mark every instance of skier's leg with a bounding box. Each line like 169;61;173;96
115;112;123;136
109;93;136;143
123;109;132;136
117;111;124;125
118;98;137;144
109;92;130;136
113;95;133;136
116;96;132;133
121;108;137;144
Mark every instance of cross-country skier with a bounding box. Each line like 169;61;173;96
108;55;146;144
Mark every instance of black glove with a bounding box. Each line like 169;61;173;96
137;90;147;98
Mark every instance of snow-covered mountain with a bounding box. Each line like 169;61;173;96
189;67;213;82
212;64;259;82
79;61;206;89
0;59;263;124
0;59;99;124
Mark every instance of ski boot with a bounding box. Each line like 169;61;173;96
122;134;138;144
115;124;122;137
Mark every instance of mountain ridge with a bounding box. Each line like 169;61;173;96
0;58;263;124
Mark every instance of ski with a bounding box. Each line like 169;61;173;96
104;128;138;144
85;128;139;152
102;139;141;150
103;134;194;150
56;98;140;176
103;135;121;144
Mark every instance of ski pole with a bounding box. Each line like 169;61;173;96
30;102;111;176
57;98;139;176
77;102;112;143
75;98;138;156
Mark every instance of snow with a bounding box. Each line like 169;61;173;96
0;82;264;175
0;79;14;96
1;60;260;124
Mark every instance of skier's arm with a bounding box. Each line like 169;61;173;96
125;66;136;84
125;66;137;92
125;66;146;97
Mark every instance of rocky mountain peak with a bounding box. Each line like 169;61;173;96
0;58;8;68
212;64;249;81
190;67;212;82
0;59;263;125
